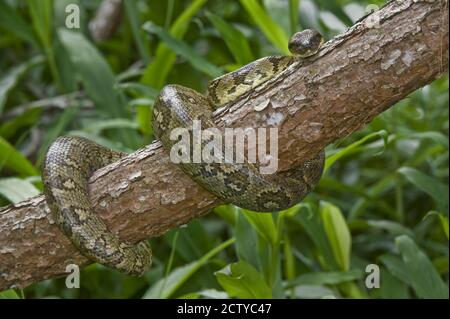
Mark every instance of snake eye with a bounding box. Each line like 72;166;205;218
288;29;324;57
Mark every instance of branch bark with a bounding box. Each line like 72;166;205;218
0;0;448;291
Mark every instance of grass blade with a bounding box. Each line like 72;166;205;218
123;0;150;62
205;11;254;65
0;1;38;47
143;238;234;299
0;136;39;177
238;0;289;54
0;178;40;203
143;22;223;78
141;0;208;88
0;56;44;114
398;166;449;214
324;130;388;173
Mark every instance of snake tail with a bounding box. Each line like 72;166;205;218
43;136;152;275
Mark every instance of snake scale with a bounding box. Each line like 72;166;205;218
43;29;326;275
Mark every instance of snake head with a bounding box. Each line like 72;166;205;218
288;29;324;57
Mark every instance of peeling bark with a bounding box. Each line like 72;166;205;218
0;0;448;290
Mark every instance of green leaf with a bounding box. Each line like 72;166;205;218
0;108;42;140
82;119;139;135
424;211;449;239
293;204;339;270
398;167;449;214
215;261;272;298
324;130;388;173
58;29;138;147
0;178;40;203
381;235;448;299
28;0;61;89
0;56;44;114
366;220;415;238
287;269;363;287
57;29;124;118
205;11;254;65
0;1;38;46
0;289;21;299
143;238;234;299
241;209;277;245
238;0;289;54
402;131;449;148
0;136;39;177
36;104;80;167
234;212;261;270
123;0;150;62
289;0;300;34
320;201;351;271
141;0;208;88
143;22;223;78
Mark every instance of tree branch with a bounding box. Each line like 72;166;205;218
0;0;448;291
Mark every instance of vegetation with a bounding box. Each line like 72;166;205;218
0;0;448;299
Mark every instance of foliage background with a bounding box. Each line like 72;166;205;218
0;0;448;299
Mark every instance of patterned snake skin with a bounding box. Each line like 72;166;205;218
43;30;325;275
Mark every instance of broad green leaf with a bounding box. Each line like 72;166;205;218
287;269;362;287
378;268;409;299
143;238;234;298
0;178;40;203
324;130;388;173
141;0;208;88
143;22;223;78
0;136;39;177
0;289;21;299
57;29;124;118
424;211;449;239
381;235;448;299
215;261;272;298
205;11;254;65
0;56;44;114
320;201;351;271
239;0;289;54
379;254;412;287
214;204;237;226
293;204;339;270
241;209;277;245
58;29;138;147
234;212;261;270
398;167;449;214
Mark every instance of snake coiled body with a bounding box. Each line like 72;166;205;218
43;30;325;275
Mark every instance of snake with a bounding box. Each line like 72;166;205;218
42;29;326;275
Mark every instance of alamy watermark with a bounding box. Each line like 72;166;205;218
65;264;80;289
169;120;279;174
